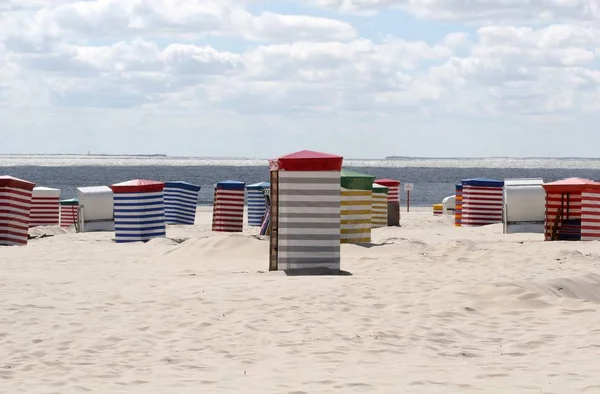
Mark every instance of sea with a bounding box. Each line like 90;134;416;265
2;155;600;206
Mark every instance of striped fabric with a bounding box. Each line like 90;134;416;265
259;187;271;235
260;209;271;236
433;204;443;216
1;176;35;246
544;192;582;241
113;191;166;243
341;188;372;243
278;171;341;270
30;187;60;227
581;192;600;241
246;182;269;226
455;184;463;227
164;181;200;225
371;183;388;228
386;184;399;202
212;181;245;232
60;199;79;227
340;169;374;244
374;179;401;226
462;179;504;227
558;220;582;240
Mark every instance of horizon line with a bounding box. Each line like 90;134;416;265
1;153;599;160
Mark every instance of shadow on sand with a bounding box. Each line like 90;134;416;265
283;267;353;276
348;241;394;249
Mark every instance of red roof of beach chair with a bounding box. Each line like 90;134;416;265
276;150;343;171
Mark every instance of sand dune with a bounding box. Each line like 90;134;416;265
2;207;600;393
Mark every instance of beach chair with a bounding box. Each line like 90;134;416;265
76;186;115;233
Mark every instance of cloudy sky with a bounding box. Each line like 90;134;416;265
1;0;599;158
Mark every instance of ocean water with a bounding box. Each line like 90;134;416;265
1;155;600;206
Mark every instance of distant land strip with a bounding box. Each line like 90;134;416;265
1;153;168;157
383;156;599;160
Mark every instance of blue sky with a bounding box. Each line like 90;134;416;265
1;0;599;157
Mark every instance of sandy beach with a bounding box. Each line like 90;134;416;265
3;207;600;393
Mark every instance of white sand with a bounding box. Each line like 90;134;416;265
3;206;600;393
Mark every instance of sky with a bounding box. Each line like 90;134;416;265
1;0;599;158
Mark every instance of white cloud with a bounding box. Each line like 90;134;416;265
206;38;453;114
246;12;356;41
441;32;471;49
308;0;600;23
5;22;455;109
427;25;600;116
0;43;9;102
0;0;75;12
1;0;599;156
12;39;245;108
1;0;356;49
198;24;600;117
